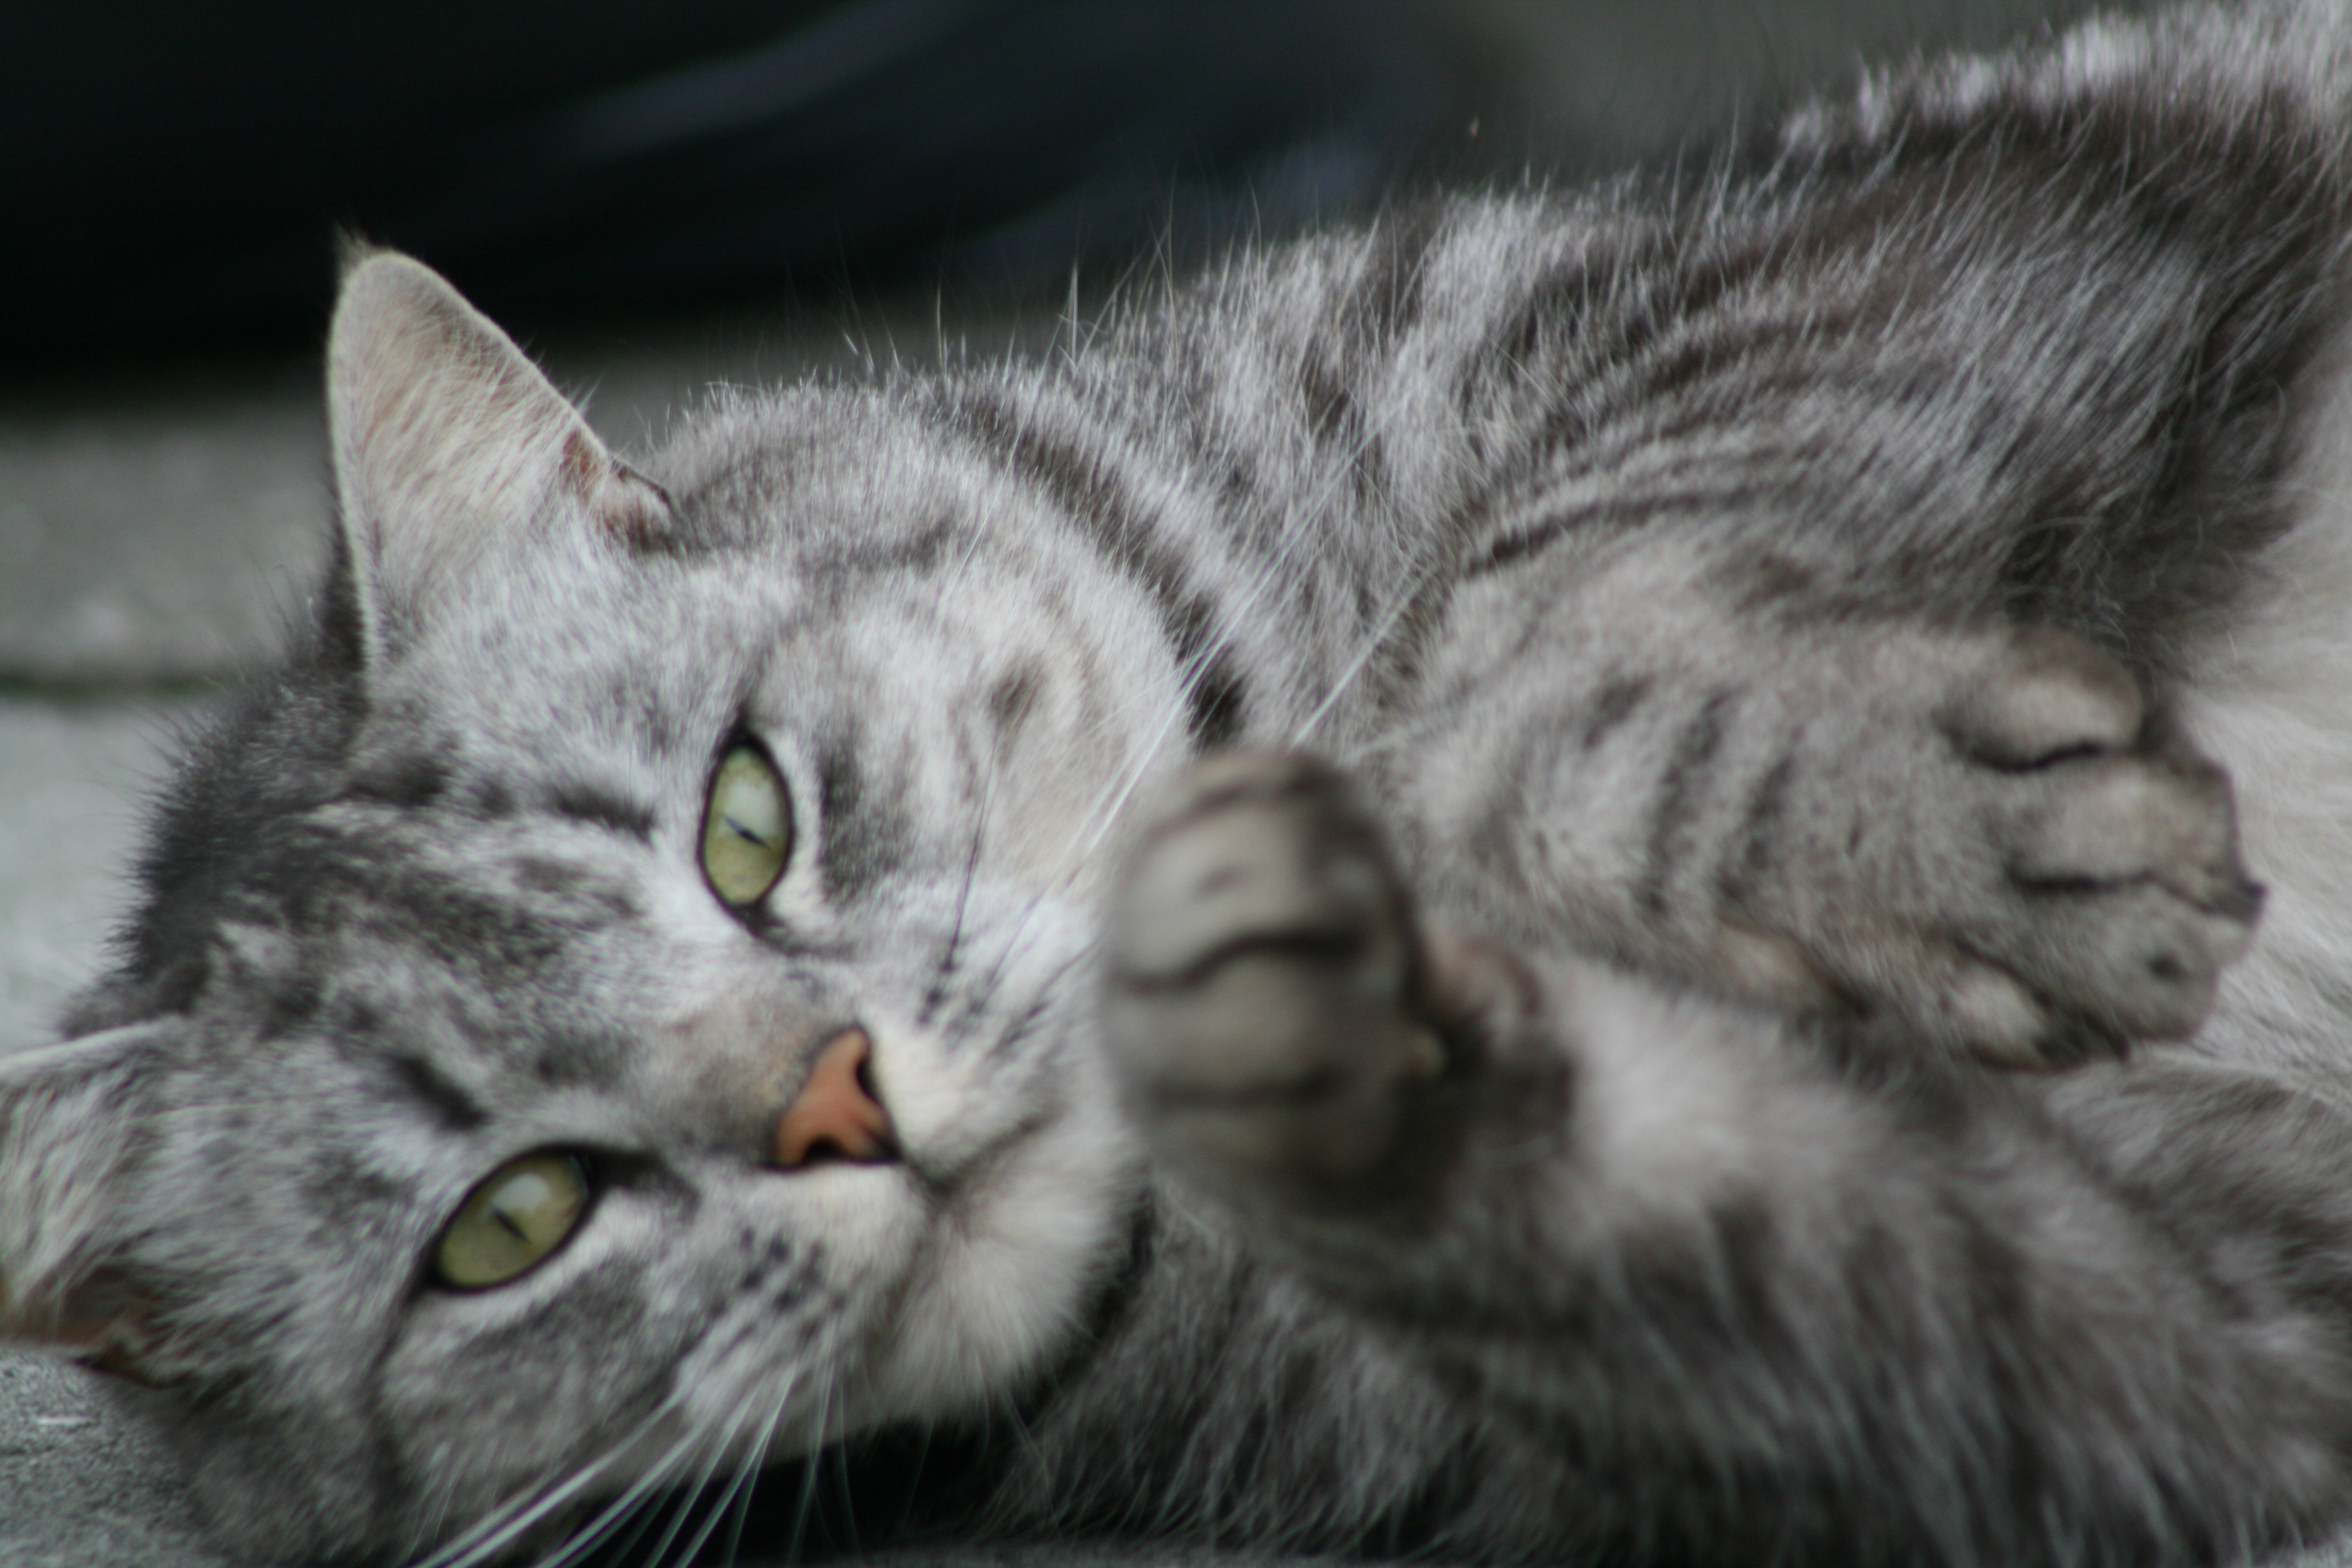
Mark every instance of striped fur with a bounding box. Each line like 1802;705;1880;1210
13;3;2352;1564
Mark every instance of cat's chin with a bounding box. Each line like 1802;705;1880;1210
653;1106;1139;1474
855;1016;1142;1430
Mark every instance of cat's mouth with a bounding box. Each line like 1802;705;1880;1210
766;1027;899;1167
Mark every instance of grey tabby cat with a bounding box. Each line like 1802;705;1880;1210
18;2;2352;1563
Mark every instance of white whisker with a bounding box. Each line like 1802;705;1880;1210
782;1361;839;1562
420;1400;690;1568
1290;553;1447;748
632;1371;785;1568
711;1370;799;1568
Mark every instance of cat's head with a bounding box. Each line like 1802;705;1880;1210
0;254;1175;1563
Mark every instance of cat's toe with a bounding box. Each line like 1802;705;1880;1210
1945;626;2146;769
1953;632;2261;1057
1102;752;1458;1208
1769;627;2260;1068
1980;750;2260;1046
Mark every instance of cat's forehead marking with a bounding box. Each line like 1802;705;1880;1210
340;742;454;812
540;779;658;842
809;718;917;904
193;814;646;1098
299;997;632;1145
382;1050;489;1134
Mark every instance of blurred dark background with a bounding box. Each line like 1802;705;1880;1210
9;0;1436;362
7;0;2153;371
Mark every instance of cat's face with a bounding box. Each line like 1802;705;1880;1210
0;255;1181;1561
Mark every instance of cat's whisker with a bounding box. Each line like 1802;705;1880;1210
1054;570;1273;883
404;1472;460;1568
978;964;1079;1065
630;1377;785;1568
1289;553;1448;748
955;699;1086;1026
515;1411;732;1568
708;1369;800;1568
1281;425;1437;750
923;733;1000;1028
420;1398;700;1568
1061;359;1405;875
940;514;996;598
418;1460;602;1568
818;1376;869;1559
621;1443;741;1568
1057;662;1217;886
428;1469;605;1568
928;713;1052;1058
949;869;1105;1062
783;1362;840;1563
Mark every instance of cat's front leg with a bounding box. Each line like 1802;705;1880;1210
1403;573;2263;1068
1673;622;2266;1066
1100;750;1561;1217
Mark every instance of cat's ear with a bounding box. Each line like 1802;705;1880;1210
0;1025;186;1380
326;247;674;664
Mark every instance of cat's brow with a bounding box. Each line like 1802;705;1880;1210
543;783;657;841
387;1052;488;1132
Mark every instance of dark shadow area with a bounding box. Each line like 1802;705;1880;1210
567;1426;1003;1568
3;0;2172;382
6;0;1450;368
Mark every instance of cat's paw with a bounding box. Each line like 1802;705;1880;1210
1776;628;2260;1067
1101;753;1472;1212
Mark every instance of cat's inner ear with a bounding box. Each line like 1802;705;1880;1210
326;249;673;662
0;1027;186;1383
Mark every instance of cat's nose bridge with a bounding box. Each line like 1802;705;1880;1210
652;988;897;1164
652;983;833;1126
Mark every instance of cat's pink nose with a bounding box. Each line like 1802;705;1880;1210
769;1028;897;1167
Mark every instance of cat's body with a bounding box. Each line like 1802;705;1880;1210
13;3;2352;1564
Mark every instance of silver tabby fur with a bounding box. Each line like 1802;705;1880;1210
15;2;2352;1563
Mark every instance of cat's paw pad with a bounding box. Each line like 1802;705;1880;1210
1102;752;1456;1207
1892;630;2258;1064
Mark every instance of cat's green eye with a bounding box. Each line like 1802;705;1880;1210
434;1152;590;1290
701;743;792;907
